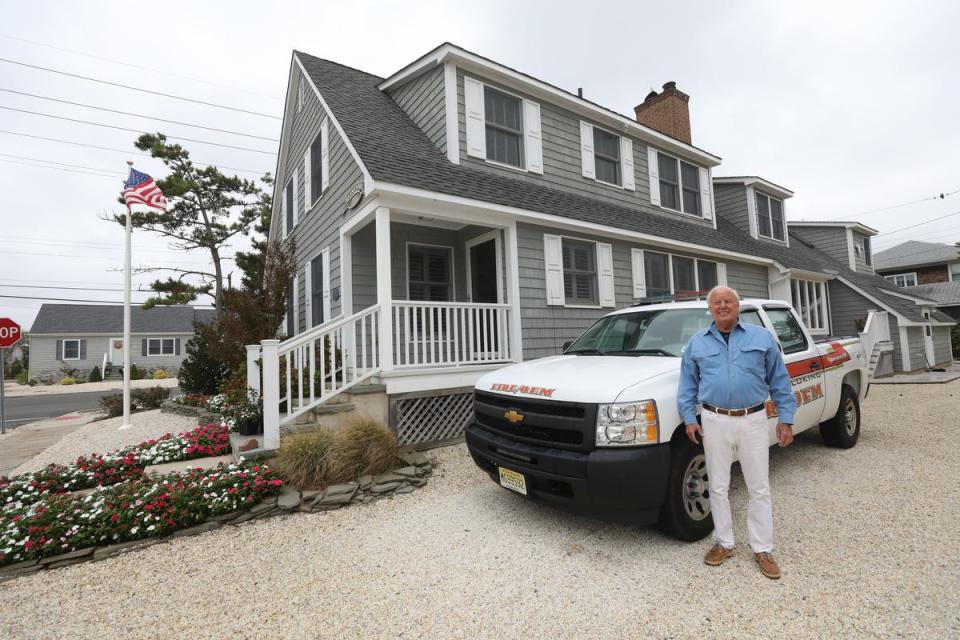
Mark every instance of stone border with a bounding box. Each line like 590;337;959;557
0;452;433;583
159;399;220;423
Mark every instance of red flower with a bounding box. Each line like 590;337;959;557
111;513;120;523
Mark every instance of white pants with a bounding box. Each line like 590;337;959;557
701;409;773;553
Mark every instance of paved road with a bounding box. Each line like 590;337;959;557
0;389;125;431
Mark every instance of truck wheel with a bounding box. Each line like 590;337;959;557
658;437;713;541
820;384;860;449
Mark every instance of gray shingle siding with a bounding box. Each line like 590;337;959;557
932;326;953;364
455;69;713;230
713;183;750;235
350;223;377;313
388;67;446;154
906;327;925;370
828;280;873;337
726;262;769;299
889;314;905;370
282;65;365;332
851;231;874;274
792;228;850;268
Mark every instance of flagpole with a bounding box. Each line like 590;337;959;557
120;160;134;430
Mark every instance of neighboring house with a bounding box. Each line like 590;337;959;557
260;43;955;449
28;304;216;383
902;282;960;321
874;240;960;286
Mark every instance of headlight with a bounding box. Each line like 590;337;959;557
596;400;659;447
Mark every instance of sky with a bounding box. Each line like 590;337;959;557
1;0;958;329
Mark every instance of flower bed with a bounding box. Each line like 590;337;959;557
0;424;232;510
0;461;283;566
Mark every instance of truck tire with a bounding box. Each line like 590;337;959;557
819;384;860;449
658;437;713;541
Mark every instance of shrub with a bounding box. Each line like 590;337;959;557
326;420;399;484
129;364;145;381
15;371;28;385
88;365;103;383
61;377;77;385
274;430;337;489
131;386;172;409
152;368;168;379
178;331;229;395
99;394;135;418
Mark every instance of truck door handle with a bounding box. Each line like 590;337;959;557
810;361;821;369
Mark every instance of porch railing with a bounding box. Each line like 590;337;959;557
254;304;381;449
859;309;891;374
391;301;511;368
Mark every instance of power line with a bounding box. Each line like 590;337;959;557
821;187;960;221
0;235;227;258
0;153;125;175
0;157;119;179
0;33;283;102
0;56;281;120
0;294;152;304
874;209;960;238
0;130;269;176
0;88;280;142
0;283;126;292
0;105;277;155
0;249;232;265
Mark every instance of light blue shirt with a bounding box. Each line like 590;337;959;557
677;319;797;425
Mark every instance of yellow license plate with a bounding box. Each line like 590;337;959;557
498;467;527;495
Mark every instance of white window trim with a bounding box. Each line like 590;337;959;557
790;278;830;335
948;262;960;282
652;150;707;219
464;230;504;304
62;338;81;361
282;175;298;237
465;77;539;173
584;124;635;191
631;249;724;300
405;242;456;301
884;272;918;287
543;234;614;309
755;191;787;243
304;248;332;330
147;338;176;356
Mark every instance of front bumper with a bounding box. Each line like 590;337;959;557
465;421;671;524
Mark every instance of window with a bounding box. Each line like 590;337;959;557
147;338;175;356
484;87;523;168
562;239;598;305
740;309;764;327
62;339;80;360
756;192;785;241
790;278;829;334
949;263;960;281
641;251;718;300
863;236;872;266
284;179;294;235
309;134;323;206
567;307;716;357
885;273;918;287
764;307;808;355
593;128;621;185
311;255;324;326
408;245;452;301
657;153;701;215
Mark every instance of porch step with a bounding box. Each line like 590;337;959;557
343;383;386;395
228;432;271;460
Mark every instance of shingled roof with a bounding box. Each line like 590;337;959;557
294;51;953;325
30;305;217;335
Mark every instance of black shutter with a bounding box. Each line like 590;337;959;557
141;339;148;356
175;338;181;356
56;339;62;360
80;340;87;360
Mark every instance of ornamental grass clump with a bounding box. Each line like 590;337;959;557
326;419;399;484
273;430;337;489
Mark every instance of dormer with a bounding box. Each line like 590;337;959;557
712;176;794;247
788;221;878;275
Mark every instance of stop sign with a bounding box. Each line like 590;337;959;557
0;318;22;348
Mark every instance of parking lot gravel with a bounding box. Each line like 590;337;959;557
1;381;957;639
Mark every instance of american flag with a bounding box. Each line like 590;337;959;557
122;168;168;211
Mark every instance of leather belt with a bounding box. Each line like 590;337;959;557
703;403;765;417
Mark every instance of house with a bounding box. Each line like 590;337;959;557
27;304;216;383
874;241;960;321
256;43;955;449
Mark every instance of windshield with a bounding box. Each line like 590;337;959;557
566;307;717;357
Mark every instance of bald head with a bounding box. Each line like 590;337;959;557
707;286;740;305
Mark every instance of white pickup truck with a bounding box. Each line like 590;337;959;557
465;299;869;541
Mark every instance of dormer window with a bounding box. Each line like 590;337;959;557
464;76;543;174
593;128;621;186
484;87;523;168
756;192;785;241
657;152;700;216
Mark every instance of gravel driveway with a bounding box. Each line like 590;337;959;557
2;382;958;639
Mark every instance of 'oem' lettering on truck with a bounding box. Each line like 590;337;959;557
466;299;869;541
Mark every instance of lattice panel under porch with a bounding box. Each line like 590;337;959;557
393;392;473;447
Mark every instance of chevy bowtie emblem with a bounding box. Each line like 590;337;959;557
504;410;524;424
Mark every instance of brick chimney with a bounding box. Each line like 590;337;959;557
634;81;692;144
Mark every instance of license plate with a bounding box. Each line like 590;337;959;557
498;467;527;495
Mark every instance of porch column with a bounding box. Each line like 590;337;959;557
504;221;523;362
376;207;394;372
339;230;353;316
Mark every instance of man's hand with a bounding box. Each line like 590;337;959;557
776;423;794;447
685;422;703;444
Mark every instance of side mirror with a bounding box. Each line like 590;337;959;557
561;341;573;352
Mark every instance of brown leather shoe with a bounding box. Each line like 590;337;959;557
704;544;735;566
754;552;782;579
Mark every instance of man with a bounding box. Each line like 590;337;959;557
677;286;797;579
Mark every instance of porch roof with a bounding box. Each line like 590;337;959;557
295;51;950;326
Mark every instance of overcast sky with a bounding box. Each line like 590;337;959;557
2;0;958;329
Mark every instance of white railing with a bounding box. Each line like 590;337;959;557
859;309;891;372
391;301;511;368
254;304;381;449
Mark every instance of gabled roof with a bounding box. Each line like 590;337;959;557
294;51;952;326
905;281;960;307
29;305;216;335
874;240;960;270
788;220;879;237
713;176;794;199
